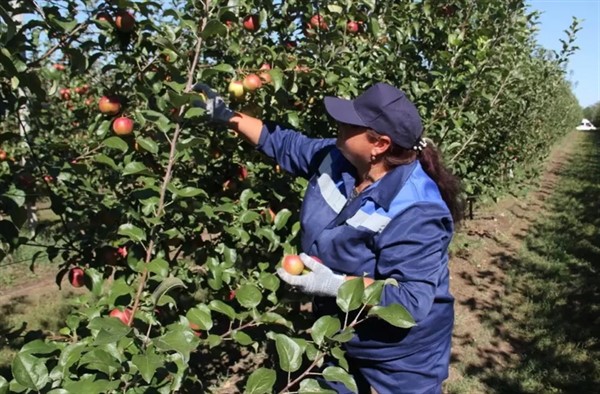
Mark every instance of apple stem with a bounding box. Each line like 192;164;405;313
129;3;211;330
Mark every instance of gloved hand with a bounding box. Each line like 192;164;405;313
277;253;346;297
192;83;235;123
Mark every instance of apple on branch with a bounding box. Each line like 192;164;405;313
112;116;134;135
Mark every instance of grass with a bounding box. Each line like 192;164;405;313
477;130;600;393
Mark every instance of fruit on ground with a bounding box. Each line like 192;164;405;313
68;267;85;288
109;308;133;325
228;80;245;98
98;95;121;115
115;10;135;32
243;74;262;91
112;116;134;135
282;254;305;275
242;15;259;32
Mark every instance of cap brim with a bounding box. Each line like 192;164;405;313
324;97;367;127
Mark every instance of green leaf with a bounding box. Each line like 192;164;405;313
273;209;292;230
331;347;349;370
244;368;276;394
184;107;205;119
311;315;341;346
20;339;58;356
235;284;262;309
94;153;119;170
210;63;235;74
79;349;120;376
174;186;207;198
323;366;358;393
187;304;213;331
132;350;163;384
269;69;284;91
239;210;260;224
368;304;416;328
336;278;364;313
118;223;147;242
151;276;187;305
327;4;343;14
232;330;254;345
362;280;385;306
0;375;7;394
258;312;292;328
4;186;26;207
155;328;197;363
136;136;159;153
200;19;228;38
208;300;236;319
298;378;336;393
123;161;149;176
273;334;303;373
147;258;169;278
89;317;132;346
108;278;134;307
11;353;49;391
103;136;129;152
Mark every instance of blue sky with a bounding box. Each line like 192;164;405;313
527;0;600;108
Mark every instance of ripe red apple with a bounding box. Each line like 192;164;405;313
115;10;135;33
59;88;71;100
282;254;305;276
112;116;134;135
98;95;121;115
346;21;360;33
242;15;259;32
109;308;132;325
243;74;262;91
68;267;85;288
238;165;248;180
53;64;66;71
0;150;7;161
309;14;328;30
228;80;245;99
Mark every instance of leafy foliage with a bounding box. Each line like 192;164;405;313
0;0;582;392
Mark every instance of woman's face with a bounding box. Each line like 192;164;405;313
335;123;373;168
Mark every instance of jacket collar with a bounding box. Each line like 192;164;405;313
363;160;419;211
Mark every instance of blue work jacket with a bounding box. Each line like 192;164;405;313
257;122;455;361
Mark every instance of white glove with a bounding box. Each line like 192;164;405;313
277;253;346;297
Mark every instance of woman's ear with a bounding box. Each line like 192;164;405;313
373;135;392;156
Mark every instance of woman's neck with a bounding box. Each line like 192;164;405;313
356;164;388;192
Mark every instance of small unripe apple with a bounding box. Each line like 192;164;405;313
112;116;134;135
243;74;262;91
68;267;85;288
242;15;259;32
109;308;133;325
281;254;305;276
228;80;245;99
115;10;135;33
98;95;121;115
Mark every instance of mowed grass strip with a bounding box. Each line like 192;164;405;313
483;131;600;393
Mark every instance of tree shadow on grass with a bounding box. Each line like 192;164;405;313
478;131;600;393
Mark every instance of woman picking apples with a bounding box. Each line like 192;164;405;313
194;82;463;394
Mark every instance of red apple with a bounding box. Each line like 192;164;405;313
112;116;134;135
243;73;262;91
0;150;7;161
115;10;135;33
60;88;71;100
346;21;360;33
53;64;66;71
242;15;259;32
238;165;248;180
281;254;305;276
228;80;245;99
68;267;85;288
109;308;132;325
309;14;328;30
98;95;121;115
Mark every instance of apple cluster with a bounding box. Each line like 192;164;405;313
227;64;272;101
98;95;134;136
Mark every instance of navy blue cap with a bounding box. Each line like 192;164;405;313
324;82;423;149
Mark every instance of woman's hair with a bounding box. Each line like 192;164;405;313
366;130;465;225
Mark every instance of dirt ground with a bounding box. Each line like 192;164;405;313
446;131;580;390
0;131;581;393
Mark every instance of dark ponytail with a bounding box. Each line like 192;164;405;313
368;130;465;226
